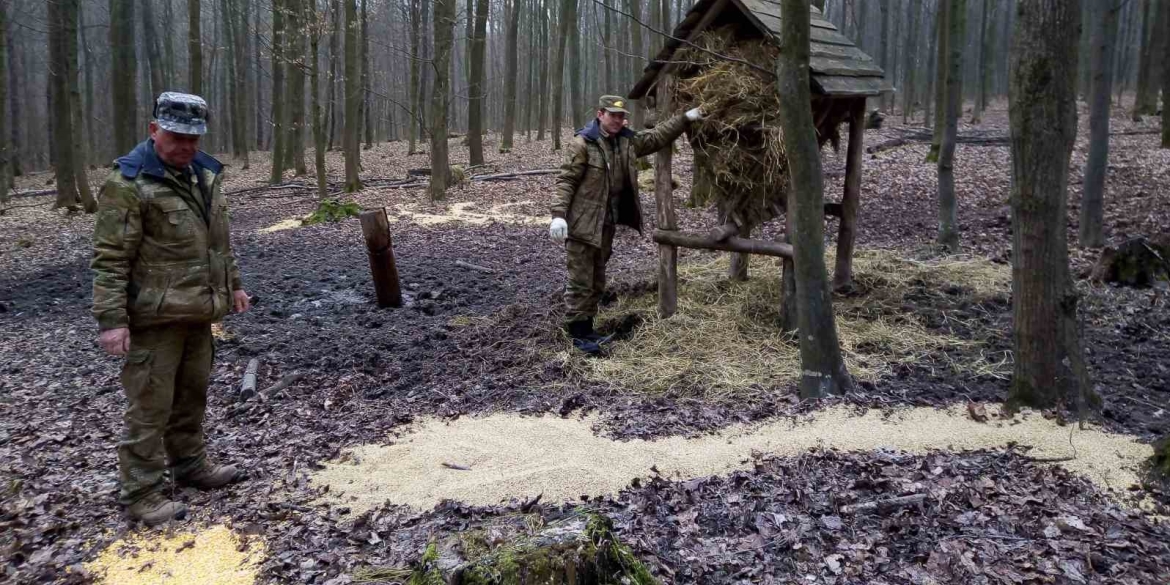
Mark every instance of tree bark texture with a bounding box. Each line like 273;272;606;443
329;0;342;150
777;0;854;399
111;0;138;156
551;0;574;150
834;100;865;289
141;0;165;101
1162;2;1170;148
344;0;363;191
49;0;80;210
408;0;422;153
361;0;373;150
290;0;308;176
429;0;456;200
189;0;203;95
500;0;520;152
62;0;94;211
270;0;288;183
928;0;948;162
1007;0;1097;413
310;0;327;198
902;0;921;124
467;0;488;165
937;0;966;253
654;85;678;317
1081;0;1120;248
0;0;7;213
625;0;643;129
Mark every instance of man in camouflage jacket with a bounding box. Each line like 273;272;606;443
549;95;703;353
92;93;250;526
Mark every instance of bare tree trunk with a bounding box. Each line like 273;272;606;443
923;3;937;130
467;0;488;164
141;0;165;101
418;0;431;147
429;0;456;200
163;0;176;86
568;0;583;128
879;0;891;111
972;0;992;123
902;0;921;124
937;0;965;252
344;0;363;191
361;0;373;150
928;0;948;162
80;4;95;163
777;0;854;399
234;0;252;167
550;0;573;150
1007;0;1097;415
270;0;287;183
1163;2;1170;148
328;0;341;150
537;0;550;140
49;0;80;210
501;0;520;152
625;0;643;129
221;0;239;159
189;0;203;95
289;0;308;175
407;0;422;153
0;0;8;214
310;0;327;198
62;0;95;211
1133;0;1157;118
111;0;138;155
1081;0;1120;248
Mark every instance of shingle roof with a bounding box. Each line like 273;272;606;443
629;0;886;99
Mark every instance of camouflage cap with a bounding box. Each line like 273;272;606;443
598;95;630;114
153;92;210;135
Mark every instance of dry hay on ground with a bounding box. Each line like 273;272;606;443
257;200;544;233
84;524;264;585
571;249;1012;399
310;404;1151;514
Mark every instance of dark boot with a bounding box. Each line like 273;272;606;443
176;463;244;490
128;493;188;526
567;320;603;356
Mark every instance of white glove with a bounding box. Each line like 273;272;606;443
549;218;568;243
685;107;705;122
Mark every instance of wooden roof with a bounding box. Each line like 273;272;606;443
629;0;886;100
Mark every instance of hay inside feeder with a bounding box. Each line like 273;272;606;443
669;27;847;227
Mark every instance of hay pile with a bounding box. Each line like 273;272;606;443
670;28;788;227
572;250;1013;398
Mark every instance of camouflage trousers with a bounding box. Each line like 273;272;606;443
563;224;615;326
118;324;213;505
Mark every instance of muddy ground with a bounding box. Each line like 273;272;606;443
2;104;1170;583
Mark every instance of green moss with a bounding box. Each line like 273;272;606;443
407;543;446;585
304;198;362;225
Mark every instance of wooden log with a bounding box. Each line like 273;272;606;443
655;81;679;318
653;230;794;258
239;358;260;401
359;208;403;308
408;514;659;584
728;223;752;281
833;100;866;292
840;493;927;515
261;372;304;399
454;260;496;274
709;222;739;242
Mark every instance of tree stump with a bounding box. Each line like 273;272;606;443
409;514;659;585
1089;237;1170;287
359;208;403;308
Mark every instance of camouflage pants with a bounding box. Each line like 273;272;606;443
563;224;615;325
118;324;212;505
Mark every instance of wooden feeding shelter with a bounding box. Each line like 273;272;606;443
628;1;885;317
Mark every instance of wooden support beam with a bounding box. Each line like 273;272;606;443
834;99;866;292
655;82;679;317
709;222;740;241
359;208;403;308
653;230;794;258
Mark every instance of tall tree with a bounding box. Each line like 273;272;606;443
310;0;327;198
972;0;996;123
328;0;342;149
902;0;921;123
232;0;252;168
0;0;8;214
937;0;966;252
1163;6;1170;148
1007;0;1097;414
1081;0;1121;248
429;0;456;200
141;0;165;100
879;0;891;111
163;0;176;86
1133;0;1158;118
537;0;550;140
220;0;242;161
467;0;488;164
343;0;363;191
551;0;574;149
927;0;948;162
500;0;521;152
62;0;95;211
269;0;288;183
79;4;95;161
111;0;138;155
361;0;373;149
49;0;80;210
625;0;643;129
289;0;308;175
777;0;854;399
188;0;203;94
408;0;422;153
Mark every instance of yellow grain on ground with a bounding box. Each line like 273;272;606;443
259;218;304;233
85;524;264;585
389;201;544;226
312;404;1153;514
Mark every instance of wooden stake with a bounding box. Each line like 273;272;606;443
359;207;403;308
655;82;678;317
834;99;866;292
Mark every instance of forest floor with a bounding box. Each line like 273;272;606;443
2;103;1170;584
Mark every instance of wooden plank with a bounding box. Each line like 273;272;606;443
747;0;838;30
810;56;885;77
813;75;884;96
751;10;856;46
655;83;679;318
833;100;866;292
653;230;794;258
810;42;874;62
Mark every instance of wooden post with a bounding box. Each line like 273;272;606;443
653;230;794;257
654;82;678;317
728;223;752;281
359;207;403;308
834;98;866;292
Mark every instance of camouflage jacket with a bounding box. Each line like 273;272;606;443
551;113;689;248
91;140;242;331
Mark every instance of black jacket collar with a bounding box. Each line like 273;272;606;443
576;118;635;143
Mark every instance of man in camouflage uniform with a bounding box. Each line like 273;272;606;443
92;93;250;525
550;95;704;353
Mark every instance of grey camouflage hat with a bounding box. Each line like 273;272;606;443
153;92;210;135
